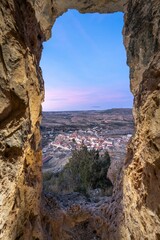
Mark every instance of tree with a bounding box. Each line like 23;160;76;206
57;146;112;195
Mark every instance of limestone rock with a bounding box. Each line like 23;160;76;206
123;0;160;238
0;0;160;239
107;157;124;185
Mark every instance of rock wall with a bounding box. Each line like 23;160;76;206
123;1;160;238
0;0;45;239
0;0;159;239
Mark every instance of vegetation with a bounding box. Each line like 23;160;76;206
43;146;113;197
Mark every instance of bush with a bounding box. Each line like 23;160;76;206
44;146;113;196
43;171;53;182
43;146;112;195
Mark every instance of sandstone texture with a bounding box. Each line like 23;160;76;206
123;1;160;238
0;0;44;239
0;0;160;239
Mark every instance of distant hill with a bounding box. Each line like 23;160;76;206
41;108;134;134
99;108;132;115
42;108;132;115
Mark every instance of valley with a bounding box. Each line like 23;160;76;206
41;108;134;182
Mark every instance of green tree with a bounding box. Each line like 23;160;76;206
44;146;113;196
59;146;112;194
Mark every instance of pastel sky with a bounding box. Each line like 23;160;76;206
40;10;133;111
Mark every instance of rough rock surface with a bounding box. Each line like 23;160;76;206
0;0;44;239
123;1;160;238
0;0;160;239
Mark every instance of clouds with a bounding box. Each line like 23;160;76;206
42;86;132;111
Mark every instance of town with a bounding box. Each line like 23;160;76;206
42;110;133;173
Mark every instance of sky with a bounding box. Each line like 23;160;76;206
40;10;133;111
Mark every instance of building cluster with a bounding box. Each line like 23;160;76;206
42;128;132;165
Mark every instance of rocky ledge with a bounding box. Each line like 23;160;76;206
0;0;160;239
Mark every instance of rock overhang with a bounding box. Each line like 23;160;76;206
0;0;160;239
28;0;127;40
53;0;127;13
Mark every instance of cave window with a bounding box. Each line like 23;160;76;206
40;10;133;198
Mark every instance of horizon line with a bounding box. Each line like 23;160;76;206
42;107;132;113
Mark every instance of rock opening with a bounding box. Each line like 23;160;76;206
0;0;160;239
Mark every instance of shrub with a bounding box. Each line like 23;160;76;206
44;146;113;196
43;171;53;182
69;146;112;193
